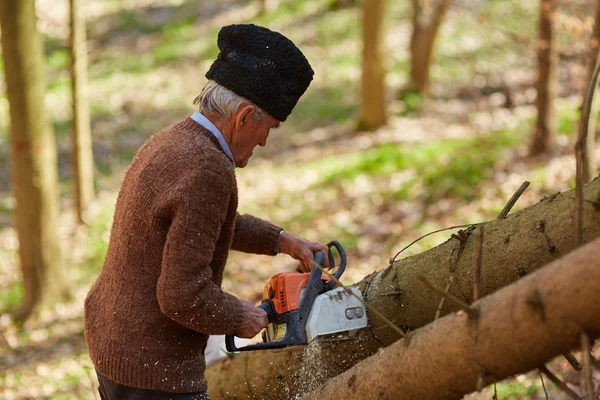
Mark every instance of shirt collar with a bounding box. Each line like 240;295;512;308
190;112;236;168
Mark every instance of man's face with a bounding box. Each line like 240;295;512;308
231;110;280;168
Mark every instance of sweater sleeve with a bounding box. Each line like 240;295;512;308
156;169;243;335
230;213;282;255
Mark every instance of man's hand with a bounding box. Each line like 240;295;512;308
235;299;268;338
278;232;330;273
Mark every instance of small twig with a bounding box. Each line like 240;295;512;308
540;369;549;400
581;332;595;400
474;226;484;302
476;371;485;391
74;356;98;400
539;365;581;400
390;223;476;265
311;261;405;338
497;181;530;219
434;275;454;320
418;275;477;318
563;352;582;371
493;382;498;400
584;199;600;211
575;55;600;246
379;291;403;297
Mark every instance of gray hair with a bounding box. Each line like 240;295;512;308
193;80;267;122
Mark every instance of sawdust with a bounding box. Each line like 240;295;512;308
294;340;329;398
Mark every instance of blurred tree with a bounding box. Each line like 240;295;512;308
357;0;386;131
407;0;450;98
0;0;71;320
579;0;600;182
70;0;95;224
530;0;557;156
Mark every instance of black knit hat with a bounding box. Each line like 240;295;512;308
205;24;314;122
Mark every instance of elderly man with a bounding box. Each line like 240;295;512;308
84;24;327;399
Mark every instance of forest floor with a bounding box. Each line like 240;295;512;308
1;0;600;398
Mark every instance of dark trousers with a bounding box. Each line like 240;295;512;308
97;372;210;400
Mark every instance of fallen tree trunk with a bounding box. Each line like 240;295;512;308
207;178;600;399
302;237;600;400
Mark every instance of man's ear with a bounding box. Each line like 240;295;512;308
233;104;256;131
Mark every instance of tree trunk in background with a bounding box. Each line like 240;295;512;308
357;0;386;131
0;0;70;320
302;238;600;400
70;0;95;224
530;0;556;156
408;0;450;96
580;0;600;182
206;178;600;399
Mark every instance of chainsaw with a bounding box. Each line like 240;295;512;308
225;240;369;352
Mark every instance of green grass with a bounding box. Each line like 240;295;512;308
0;281;23;313
113;10;159;35
0;196;13;214
495;380;541;399
79;204;114;283
286;85;357;133
398;91;424;114
52;119;72;139
426;0;537;85
90;101;115;117
554;98;580;136
313;127;523;201
558;105;579;136
315;8;360;47
105;54;155;76
253;0;313;26
46;48;70;71
0;371;23;386
153;15;198;64
419;128;522;201
47;76;70;96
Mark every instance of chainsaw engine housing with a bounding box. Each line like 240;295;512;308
225;241;368;352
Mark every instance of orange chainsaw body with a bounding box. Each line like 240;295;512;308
263;271;333;315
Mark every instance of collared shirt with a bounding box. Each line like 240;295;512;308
190;111;236;168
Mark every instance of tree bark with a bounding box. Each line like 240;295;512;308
530;0;557;156
69;0;95;224
302;237;600;400
357;0;386;131
206;178;600;399
580;0;600;183
0;0;70;320
408;0;450;97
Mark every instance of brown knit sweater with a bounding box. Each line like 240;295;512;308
84;117;281;393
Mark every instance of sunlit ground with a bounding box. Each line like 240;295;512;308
1;0;600;398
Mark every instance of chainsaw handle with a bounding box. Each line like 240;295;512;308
225;302;278;352
299;241;346;280
324;240;346;290
225;309;304;352
257;301;276;321
225;334;293;352
327;240;346;280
